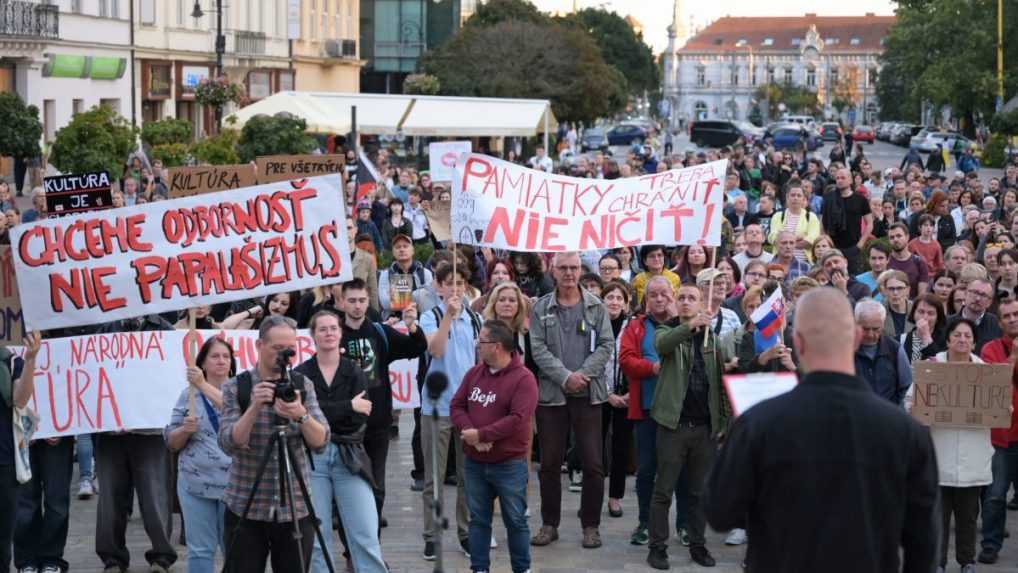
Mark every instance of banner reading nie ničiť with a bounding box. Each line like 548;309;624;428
452;155;727;251
11;175;352;331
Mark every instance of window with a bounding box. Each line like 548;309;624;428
735;38;747;47
868;68;878;87
824;37;838;45
783;67;793;84
98;0;108;17
276;70;295;92
177;0;185;26
140;0;156;24
830;67;839;85
110;0;119;18
730;67;738;85
850;37;861;45
72;99;84;116
751;66;757;85
791;38;801;46
321;11;327;38
248;70;272;100
762;37;773;46
767;67;775;83
806;67;816;87
100;98;121;114
696;66;706;87
43;100;55;142
71;0;81;13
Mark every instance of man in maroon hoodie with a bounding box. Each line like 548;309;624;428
450;319;538;573
977;297;1018;564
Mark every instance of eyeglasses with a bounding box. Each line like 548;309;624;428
556;265;581;273
969;290;993;300
599;266;619;272
886;285;908;292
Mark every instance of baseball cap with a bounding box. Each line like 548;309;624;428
819;249;846;267
392;233;413;246
696;268;726;286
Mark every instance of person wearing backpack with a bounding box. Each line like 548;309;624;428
418;262;483;561
337;277;427;525
378;234;434;313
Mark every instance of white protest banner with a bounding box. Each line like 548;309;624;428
429;141;471;182
452;154;727;251
15;327;417;439
11;175;351;331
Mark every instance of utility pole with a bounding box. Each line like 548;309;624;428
997;0;1005;112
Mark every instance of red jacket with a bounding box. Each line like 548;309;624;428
619;315;657;421
979;335;1018;448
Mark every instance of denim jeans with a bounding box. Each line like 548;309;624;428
14;437;74;571
76;434;94;481
309;442;386;573
635;416;688;529
981;442;1018;552
176;482;225;573
463;457;530;573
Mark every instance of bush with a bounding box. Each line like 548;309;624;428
983;134;1009;168
149;143;190;167
140;118;192;147
403;74;441;95
236;115;316;163
51;105;136;178
0;92;42;160
189;129;240;165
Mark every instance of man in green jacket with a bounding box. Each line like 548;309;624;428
647;284;733;570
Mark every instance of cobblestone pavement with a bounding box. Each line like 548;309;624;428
60;414;1018;573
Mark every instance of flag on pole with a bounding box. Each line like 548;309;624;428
750;287;785;353
355;149;382;204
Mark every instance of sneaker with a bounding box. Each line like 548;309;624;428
18;567;39;573
422;541;436;561
102;563;126;573
677;527;690;547
647;547;669;570
490;534;497;548
444;475;458;486
690;546;716;567
410;478;425;492
630;525;649;546
978;546;999;563
525;507;531;517
725;528;747;546
530;525;559;546
581;527;602;548
148;562;170;573
1009;496;1018;510
41;567;61;573
459;538;470;557
78;478;95;499
568;470;582;492
961;565;976;573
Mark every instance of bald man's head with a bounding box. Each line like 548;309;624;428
793;288;858;373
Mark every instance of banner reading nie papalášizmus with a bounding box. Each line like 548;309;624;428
11;175;352;331
451;154;728;251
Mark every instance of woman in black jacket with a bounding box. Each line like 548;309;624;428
901;294;946;364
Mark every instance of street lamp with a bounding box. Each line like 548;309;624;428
191;0;226;127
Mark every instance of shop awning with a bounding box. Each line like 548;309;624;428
225;91;556;138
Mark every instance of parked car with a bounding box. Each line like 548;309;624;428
909;129;973;153
876;122;899;141
782;115;818;131
606;123;648;146
852;125;876;144
767;124;821;152
891;124;924;146
819;122;843;142
689;120;760;148
580;128;609;152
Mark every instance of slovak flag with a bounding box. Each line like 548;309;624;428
750;287;786;353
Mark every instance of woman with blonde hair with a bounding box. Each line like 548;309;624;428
810;234;835;264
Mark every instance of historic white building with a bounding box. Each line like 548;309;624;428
661;10;895;128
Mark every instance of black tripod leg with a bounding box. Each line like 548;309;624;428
284;441;337;573
222;431;280;573
277;433;311;573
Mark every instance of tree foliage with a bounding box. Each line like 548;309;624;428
423;19;627;123
990;109;1018;137
403;73;441;95
754;83;820;118
465;0;548;27
51;105;136;178
877;0;1017;129
0;92;42;160
140;118;192;147
190;128;241;165
561;8;658;95
235;115;316;163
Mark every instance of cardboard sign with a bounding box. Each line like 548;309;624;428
424;200;451;242
911;361;1013;428
10;175;352;332
7;326;420;439
428;141;471;182
44;171;113;218
256;154;346;184
723;373;798;416
166;164;258;198
452;154;727;251
0;246;24;345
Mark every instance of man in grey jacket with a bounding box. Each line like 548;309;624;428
528;251;614;550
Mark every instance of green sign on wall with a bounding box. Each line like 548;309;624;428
89;57;126;80
42;55;126;80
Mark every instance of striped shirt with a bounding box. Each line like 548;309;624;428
218;368;329;522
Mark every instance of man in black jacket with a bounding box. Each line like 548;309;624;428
338;278;428;521
705;288;939;573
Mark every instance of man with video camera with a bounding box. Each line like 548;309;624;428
218;315;330;572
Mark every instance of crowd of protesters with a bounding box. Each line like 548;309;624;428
2;128;1018;573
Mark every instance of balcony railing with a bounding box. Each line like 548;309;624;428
233;30;265;55
0;0;59;39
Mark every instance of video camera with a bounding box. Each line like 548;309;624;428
272;348;298;403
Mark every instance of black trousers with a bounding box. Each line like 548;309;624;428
0;463;18;573
223;509;314;573
648;424;714;550
14;437;74;571
602;403;633;500
941;486;980;567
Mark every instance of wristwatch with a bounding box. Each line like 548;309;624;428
295;413;309;425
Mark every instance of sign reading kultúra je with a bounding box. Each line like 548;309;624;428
44;171;114;218
452;154;727;251
10;175;352;331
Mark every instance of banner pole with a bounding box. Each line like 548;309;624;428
704;246;717;348
187;309;197;415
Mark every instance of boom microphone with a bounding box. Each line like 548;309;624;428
425;371;449;403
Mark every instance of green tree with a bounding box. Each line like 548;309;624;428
189;128;241;165
0;93;42;161
561;8;659;95
235;115;316;163
753;83;819;117
403;73;441;95
465;0;548;27
877;0;1017;132
50;105;136;178
875;53;917;121
140;118;192;147
423;20;627;124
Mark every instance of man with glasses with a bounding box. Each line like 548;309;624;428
853;299;912;406
950;278;1003;354
529;252;615;550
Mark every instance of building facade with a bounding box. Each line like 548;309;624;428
291;0;362;93
661;12;894;128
